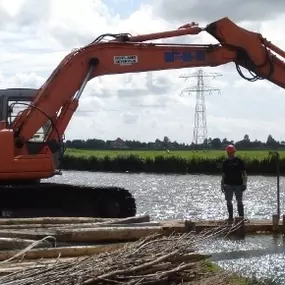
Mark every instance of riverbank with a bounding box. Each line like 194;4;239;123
61;149;285;175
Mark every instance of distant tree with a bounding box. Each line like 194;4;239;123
163;136;170;148
64;133;284;150
243;134;250;142
211;138;222;149
266;134;279;149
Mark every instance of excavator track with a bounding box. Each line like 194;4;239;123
0;183;136;218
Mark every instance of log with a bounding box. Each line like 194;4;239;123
54;226;164;243
0;230;54;240
0;215;150;226
0;220;157;231
0;243;128;261
52;215;151;230
0;217;114;225
99;215;150;225
93;222;159;228
0;223;62;230
0;237;52;250
56;221;160;231
0;226;163;243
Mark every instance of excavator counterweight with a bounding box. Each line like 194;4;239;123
0;17;285;218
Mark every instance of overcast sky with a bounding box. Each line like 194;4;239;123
1;0;285;144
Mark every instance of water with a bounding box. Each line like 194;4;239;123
45;170;285;283
46;171;284;220
197;234;285;284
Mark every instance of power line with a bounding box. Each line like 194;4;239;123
76;100;186;113
179;69;222;147
76;106;164;112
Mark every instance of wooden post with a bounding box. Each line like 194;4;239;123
184;220;196;233
276;152;280;218
234;217;245;237
272;214;279;233
282;215;285;235
269;151;281;218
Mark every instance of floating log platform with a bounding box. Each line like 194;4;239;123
0;214;284;283
184;214;285;235
0;214;283;264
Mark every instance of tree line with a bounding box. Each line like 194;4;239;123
65;134;285;150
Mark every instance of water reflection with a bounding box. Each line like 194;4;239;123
217;254;285;284
196;234;285;284
45;170;284;221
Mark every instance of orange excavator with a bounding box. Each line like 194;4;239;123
0;17;284;218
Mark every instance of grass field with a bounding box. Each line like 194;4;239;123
61;148;285;174
65;148;285;160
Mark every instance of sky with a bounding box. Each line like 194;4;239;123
1;0;285;144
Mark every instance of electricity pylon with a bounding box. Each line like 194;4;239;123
179;69;222;147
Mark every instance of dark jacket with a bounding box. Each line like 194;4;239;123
222;156;247;186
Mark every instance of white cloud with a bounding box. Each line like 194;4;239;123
1;0;285;144
152;0;285;23
121;111;139;124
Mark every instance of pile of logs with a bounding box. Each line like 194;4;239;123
0;215;167;261
0;233;211;284
0;215;233;284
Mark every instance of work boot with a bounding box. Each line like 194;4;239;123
227;204;233;222
237;204;244;218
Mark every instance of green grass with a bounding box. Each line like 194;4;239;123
65;149;285;160
61;149;285;175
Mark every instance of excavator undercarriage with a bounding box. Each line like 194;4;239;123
0;88;136;218
0;182;136;218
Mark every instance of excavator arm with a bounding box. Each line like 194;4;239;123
12;45;235;142
11;17;285;151
2;16;285;180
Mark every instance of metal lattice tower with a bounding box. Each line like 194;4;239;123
179;69;222;146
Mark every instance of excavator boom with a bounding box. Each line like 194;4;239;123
0;17;285;218
13;44;236;143
11;17;285;146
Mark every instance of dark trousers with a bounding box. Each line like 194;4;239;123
224;185;244;219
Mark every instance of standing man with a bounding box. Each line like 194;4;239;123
221;144;248;222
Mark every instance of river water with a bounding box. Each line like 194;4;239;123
45;170;285;284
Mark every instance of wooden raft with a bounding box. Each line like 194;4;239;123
0;214;282;270
183;214;285;236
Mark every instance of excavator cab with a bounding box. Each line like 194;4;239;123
0;88;37;124
0;88;62;169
